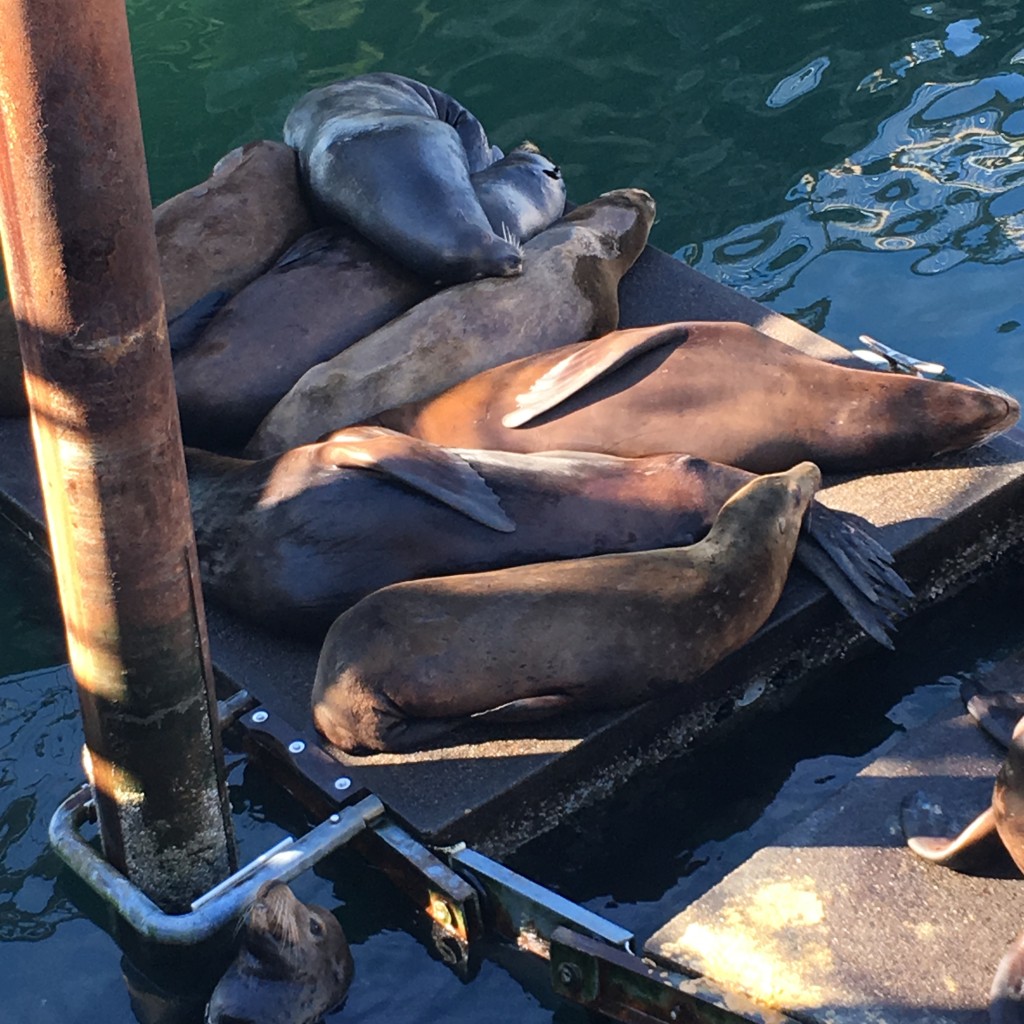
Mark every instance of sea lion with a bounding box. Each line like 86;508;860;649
246;189;656;457
154;140;314;324
372;320;1021;474
0;295;27;417
471;142;565;243
173;226;435;449
187;427;905;643
901;685;1024;1021
312;462;822;754
284;72;564;284
206;881;353;1024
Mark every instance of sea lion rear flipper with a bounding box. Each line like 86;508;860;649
502;323;690;428
794;503;912;647
319;426;516;532
469;694;575;723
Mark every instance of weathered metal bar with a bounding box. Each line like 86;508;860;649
0;0;236;910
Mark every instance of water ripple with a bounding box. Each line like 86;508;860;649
679;73;1024;300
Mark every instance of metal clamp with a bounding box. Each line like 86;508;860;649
49;784;384;944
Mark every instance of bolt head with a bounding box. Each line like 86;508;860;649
557;962;581;988
288;740;305;754
251;710;268;723
333;776;352;791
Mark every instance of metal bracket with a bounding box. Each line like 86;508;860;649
49;784;384;944
549;927;798;1024
448;847;635;957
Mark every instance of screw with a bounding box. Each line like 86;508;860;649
557;962;581;988
251;710;268;724
670;1009;679;1022
288;740;305;754
333;777;352;791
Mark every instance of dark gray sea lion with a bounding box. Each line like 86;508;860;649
206;881;352;1024
187;427;904;642
173;226;435;450
311;462;821;754
373;320;1020;474
471;142;565;243
246;188;656;457
284;73;564;283
154;140;314;324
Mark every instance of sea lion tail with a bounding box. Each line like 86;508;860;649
794;503;912;647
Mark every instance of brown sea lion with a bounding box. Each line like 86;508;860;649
373;321;1020;474
901;684;1024;1021
245;189;657;457
154;140;314;324
187;427;905;643
311;462;822;754
173;226;435;449
206;881;353;1024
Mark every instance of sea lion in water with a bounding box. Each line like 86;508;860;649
246;189;656;457
284;72;564;283
372;321;1020;474
312;462;822;754
187;427;905;643
206;881;353;1024
173;225;435;450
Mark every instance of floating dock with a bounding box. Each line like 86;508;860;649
645;649;1024;1023
1;245;1023;855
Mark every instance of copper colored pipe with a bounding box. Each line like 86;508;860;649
0;0;235;911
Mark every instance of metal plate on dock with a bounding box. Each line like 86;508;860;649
2;246;1024;852
644;651;1024;1023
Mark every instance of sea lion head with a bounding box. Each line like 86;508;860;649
708;461;822;552
472;141;566;244
206;881;353;1024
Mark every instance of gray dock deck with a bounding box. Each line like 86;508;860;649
2;245;1024;853
645;650;1024;1023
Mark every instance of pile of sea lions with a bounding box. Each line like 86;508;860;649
2;72;1020;758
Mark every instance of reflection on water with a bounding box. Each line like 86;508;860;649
680;73;1024;299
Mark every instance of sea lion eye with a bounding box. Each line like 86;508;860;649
544;166;561;179
309;917;324;937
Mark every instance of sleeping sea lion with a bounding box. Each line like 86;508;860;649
187;427;905;643
311;462;822;754
154;140;314;323
173;225;435;450
283;72;564;283
372;320;1020;474
471;142;565;243
246;189;656;457
206;881;352;1024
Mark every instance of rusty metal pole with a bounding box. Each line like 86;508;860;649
0;0;236;911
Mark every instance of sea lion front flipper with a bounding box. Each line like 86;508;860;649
272;225;343;269
469;694;575;723
167;290;230;353
320;426;516;532
902;796;1019;875
990;930;1024;1024
962;680;1023;750
502;323;690;428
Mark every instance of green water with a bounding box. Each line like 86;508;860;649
4;0;1024;1020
